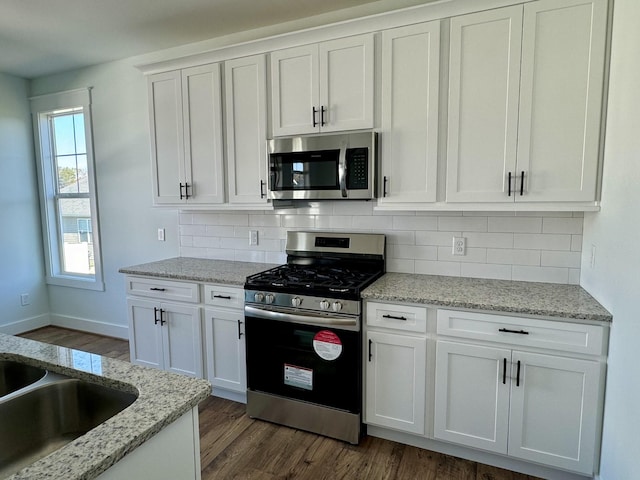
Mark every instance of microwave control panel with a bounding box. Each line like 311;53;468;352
346;148;369;190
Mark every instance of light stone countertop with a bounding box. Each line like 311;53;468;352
0;333;211;480
362;273;612;323
118;257;277;285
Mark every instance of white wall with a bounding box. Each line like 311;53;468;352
29;60;181;337
0;73;50;333
180;208;585;284
580;0;640;478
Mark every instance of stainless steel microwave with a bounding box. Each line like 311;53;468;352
267;131;377;201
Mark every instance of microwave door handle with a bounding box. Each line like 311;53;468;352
338;142;348;198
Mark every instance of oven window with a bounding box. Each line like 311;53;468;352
245;317;361;413
270;150;340;191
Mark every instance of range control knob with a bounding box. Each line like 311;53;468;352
332;301;343;312
265;293;275;304
254;292;265;302
319;299;330;310
291;296;302;308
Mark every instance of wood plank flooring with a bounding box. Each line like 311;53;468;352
18;326;541;480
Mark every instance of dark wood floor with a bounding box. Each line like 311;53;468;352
19;327;541;480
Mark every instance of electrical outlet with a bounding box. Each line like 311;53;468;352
452;236;466;256
157;228;165;241
249;230;259;246
20;293;30;306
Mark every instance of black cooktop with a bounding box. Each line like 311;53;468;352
245;263;383;298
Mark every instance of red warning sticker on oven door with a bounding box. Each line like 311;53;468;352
284;364;313;390
313;330;343;361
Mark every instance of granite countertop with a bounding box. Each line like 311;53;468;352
119;257;276;285
0;333;211;480
362;273;612;323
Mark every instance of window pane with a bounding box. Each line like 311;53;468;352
58;198;95;275
73;113;86;153
53;115;77;155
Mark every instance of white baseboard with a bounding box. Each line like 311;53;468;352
0;314;50;335
50;314;128;339
212;387;246;404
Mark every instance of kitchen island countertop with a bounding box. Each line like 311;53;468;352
362;273;612;323
119;257;277;285
0;333;211;480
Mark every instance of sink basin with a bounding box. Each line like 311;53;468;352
0;378;137;478
0;360;46;397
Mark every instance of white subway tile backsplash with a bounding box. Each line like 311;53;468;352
541;250;582;268
487;248;541;266
178;209;586;284
390;244;437;261
438;216;488;232
437;246;487;263
387;258;415;273
488;216;542;233
542;217;583;234
415;260;461;276
514;233;572;251
393;215;438;231
461;263;512;280
465;232;514;249
416;231;461;246
512;265;569;284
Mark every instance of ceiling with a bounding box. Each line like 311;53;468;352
0;0;431;79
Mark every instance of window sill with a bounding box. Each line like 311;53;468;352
46;275;105;291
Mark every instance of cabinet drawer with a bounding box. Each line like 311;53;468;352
437;309;605;355
126;276;200;303
203;284;244;309
366;302;427;333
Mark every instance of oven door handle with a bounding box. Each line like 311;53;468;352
338;141;348;198
244;305;358;328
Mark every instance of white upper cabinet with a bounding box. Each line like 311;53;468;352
378;22;440;204
516;0;608;202
271;34;374;136
446;0;608;205
446;6;523;203
225;54;269;204
149;64;224;205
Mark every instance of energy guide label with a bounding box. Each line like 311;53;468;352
284;364;313;390
313;330;343;361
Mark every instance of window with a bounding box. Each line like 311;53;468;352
31;88;103;290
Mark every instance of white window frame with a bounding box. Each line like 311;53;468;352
30;88;104;291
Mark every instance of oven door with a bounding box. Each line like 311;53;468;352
244;305;361;413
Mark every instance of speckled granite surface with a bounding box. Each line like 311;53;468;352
0;333;211;480
119;257;276;285
362;273;612;323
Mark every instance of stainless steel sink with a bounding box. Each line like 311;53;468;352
0;376;137;478
0;360;46;397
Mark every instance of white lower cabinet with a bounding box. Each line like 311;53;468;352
365;302;428;435
127;298;203;378
203;284;247;402
126;276;203;379
365;331;427;435
434;309;605;475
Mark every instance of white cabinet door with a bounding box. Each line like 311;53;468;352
204;308;246;394
270;34;374;136
319;34;374;133
508;351;601;474
446;6;523;203
365;331;426;435
127;298;164;370
148;71;185;204
161;302;203;378
434;340;511;453
127;298;202;378
516;0;608;203
182;63;225;205
379;22;440;204
225;54;269;204
271;44;319;136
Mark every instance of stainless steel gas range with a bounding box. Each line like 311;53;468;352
244;231;385;444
